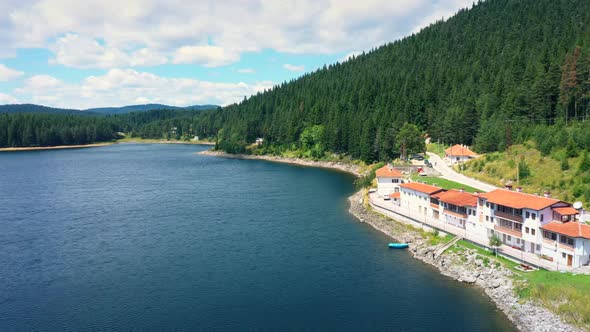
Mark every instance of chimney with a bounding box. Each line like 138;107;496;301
504;184;513;191
544;191;551;198
516;186;523;192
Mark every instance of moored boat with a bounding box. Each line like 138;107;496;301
388;243;409;249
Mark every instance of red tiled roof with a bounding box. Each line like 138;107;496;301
445;144;477;157
479;189;560;210
400;182;444;195
375;165;403;178
553;207;579;216
437;190;477;207
389;192;401;199
542;221;590;239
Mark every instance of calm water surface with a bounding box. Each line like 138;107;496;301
0;144;514;331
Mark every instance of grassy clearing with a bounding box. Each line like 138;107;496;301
461;142;590;206
410;175;480;193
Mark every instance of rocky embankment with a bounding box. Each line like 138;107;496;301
348;190;581;332
199;150;363;177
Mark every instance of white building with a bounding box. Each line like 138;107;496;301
375;165;404;196
478;189;590;268
431;189;483;236
399;182;444;219
445;144;478;164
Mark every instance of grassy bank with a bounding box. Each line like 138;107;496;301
447;239;590;330
461;143;590;207
410;175;480;193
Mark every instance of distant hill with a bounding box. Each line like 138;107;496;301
0;104;85;115
0;103;218;115
87;104;218;114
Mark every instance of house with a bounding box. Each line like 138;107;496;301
255;138;264;146
541;208;590;268
477;189;588;266
375;165;404;196
445;144;477;164
431;189;481;234
399;182;445;219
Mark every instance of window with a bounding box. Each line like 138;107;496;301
525;227;530;234
531;229;536;236
514;223;522;231
491;204;495;209
526;211;530;218
540;214;544;222
486;202;489;208
507;235;512;241
562;253;566;259
486;216;489;221
536;245;541;251
532;213;536;220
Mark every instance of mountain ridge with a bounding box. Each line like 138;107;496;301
0;103;218;115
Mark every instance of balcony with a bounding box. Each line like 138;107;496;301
494;225;522;238
494;210;523;222
558;243;574;252
430;203;439;209
543;238;556;246
443;209;467;219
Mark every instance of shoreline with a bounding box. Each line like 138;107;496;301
348;190;580;332
0;142;114;152
198;150;363;177
0;140;216;152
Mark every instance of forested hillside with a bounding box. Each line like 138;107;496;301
193;0;590;162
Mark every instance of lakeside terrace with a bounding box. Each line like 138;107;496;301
368;190;590;274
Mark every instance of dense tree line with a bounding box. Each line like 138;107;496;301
192;0;590;162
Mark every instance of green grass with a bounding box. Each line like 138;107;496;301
514;270;590;329
427;142;449;158
461;142;590;207
410;175;480;193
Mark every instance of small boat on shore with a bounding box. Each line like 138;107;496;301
388;243;409;249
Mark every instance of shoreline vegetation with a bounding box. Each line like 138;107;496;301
0;139;215;152
203;148;583;332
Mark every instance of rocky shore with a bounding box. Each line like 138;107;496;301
348;190;581;332
198;150;363;177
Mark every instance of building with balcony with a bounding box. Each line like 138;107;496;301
399;182;445;219
431;190;480;234
541;207;590;268
375;165;404;196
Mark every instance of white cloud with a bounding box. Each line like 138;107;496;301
283;64;305;72
237;68;255;74
0;92;18;104
13;69;275;109
172;45;239;67
0;64;24;81
1;1;473;69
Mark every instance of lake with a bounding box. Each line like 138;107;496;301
0;143;514;331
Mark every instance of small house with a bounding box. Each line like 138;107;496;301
445;144;478;164
375;165;404;196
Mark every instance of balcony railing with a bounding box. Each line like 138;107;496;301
430;203;439;209
558;243;574;251
494;225;522;238
443;209;467;219
494;210;523;222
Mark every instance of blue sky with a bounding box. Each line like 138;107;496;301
0;0;473;109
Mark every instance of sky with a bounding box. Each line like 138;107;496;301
0;0;473;109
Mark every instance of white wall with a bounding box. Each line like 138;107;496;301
377;177;401;196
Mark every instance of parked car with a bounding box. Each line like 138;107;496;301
383;195;391;200
411;154;425;161
419;171;428;176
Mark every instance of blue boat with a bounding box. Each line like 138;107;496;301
388;243;409;249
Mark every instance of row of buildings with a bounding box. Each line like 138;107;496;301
373;165;590;270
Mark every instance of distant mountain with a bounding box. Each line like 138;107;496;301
0;104;85;115
86;104;218;114
0;103;218;115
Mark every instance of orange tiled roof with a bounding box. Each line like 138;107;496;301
445;144;477;157
479;189;560;210
553;207;579;216
436;190;477;207
542;221;590;239
389;192;401;199
375;165;403;178
400;182;444;195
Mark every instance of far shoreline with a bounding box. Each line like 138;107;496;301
0;139;216;152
